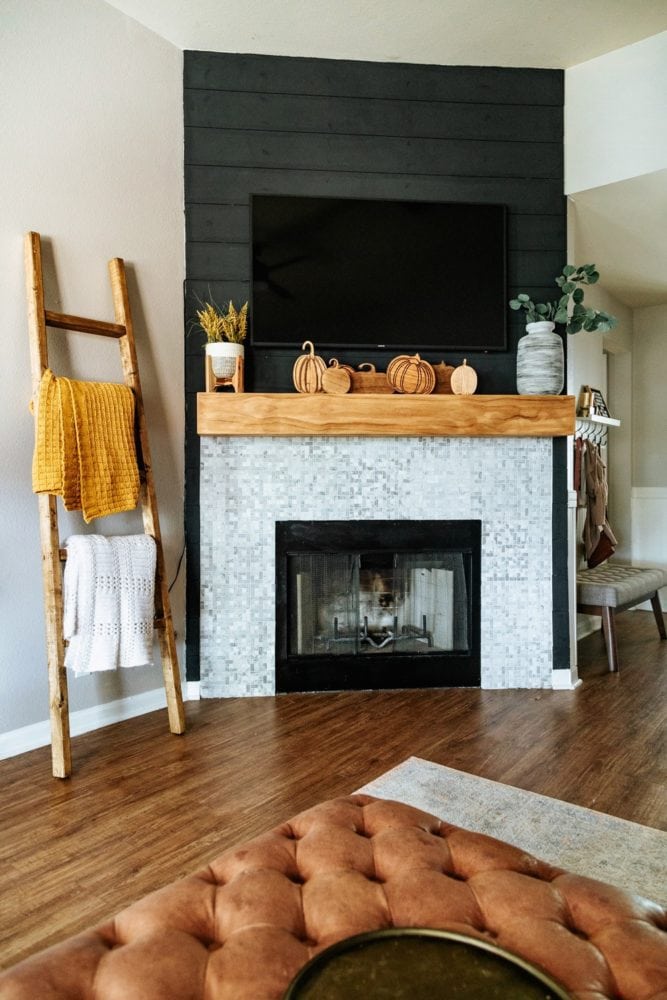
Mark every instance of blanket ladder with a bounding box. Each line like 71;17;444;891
25;231;186;778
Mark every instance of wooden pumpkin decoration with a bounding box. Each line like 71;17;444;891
433;361;455;394
292;340;326;393
386;353;436;395
327;358;355;374
349;362;393;394
322;359;351;395
450;358;478;395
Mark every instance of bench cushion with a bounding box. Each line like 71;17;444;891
577;564;666;608
1;795;666;1000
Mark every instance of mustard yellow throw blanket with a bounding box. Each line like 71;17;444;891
32;369;140;523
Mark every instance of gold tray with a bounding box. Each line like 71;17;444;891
284;928;572;999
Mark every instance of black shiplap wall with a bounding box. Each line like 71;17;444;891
184;52;568;680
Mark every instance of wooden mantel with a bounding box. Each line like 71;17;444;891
197;393;575;437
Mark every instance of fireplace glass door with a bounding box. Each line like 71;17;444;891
276;521;480;692
288;551;469;657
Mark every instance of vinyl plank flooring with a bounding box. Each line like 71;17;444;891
1;611;665;968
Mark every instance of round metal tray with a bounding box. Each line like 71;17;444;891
284;928;572;999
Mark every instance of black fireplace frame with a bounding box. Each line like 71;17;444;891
275;519;481;692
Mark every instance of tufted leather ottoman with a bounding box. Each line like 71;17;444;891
1;795;666;999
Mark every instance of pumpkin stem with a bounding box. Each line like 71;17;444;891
302;340;315;355
329;358;340;368
358;363;376;372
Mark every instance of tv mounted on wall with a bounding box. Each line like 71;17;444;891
251;194;507;352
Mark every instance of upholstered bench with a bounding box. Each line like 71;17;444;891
577;563;667;672
1;795;666;999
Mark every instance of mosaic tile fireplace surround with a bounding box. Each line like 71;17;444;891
199;434;555;695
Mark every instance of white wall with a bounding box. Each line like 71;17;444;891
632;305;667;487
565;31;667;193
631;305;667;599
0;0;185;738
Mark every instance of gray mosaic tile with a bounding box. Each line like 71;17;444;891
200;436;553;695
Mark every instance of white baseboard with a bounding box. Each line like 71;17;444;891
551;668;582;690
185;680;200;701
0;683;193;762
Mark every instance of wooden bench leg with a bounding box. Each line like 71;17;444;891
601;606;619;673
650;592;667;640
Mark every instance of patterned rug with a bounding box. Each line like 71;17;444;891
357;757;666;903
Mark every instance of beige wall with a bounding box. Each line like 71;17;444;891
0;0;184;736
633;305;667;487
565;31;667;193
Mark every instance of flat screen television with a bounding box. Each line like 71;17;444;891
251;194;507;352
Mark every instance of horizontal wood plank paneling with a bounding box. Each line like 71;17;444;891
184;53;563;106
186;127;562;179
186;165;565;213
184;90;563;143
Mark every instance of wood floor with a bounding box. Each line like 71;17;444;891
1;611;665;970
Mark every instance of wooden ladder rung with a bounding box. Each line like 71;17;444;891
45;310;126;338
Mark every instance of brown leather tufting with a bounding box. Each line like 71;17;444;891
1;795;665;999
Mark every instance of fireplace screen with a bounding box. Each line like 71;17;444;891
288;551;468;657
276;520;480;692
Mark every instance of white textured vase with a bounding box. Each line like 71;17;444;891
206;341;244;378
516;321;564;395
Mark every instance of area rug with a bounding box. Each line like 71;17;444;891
357;757;667;903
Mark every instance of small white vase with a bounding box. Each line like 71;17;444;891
205;341;244;379
516;321;564;395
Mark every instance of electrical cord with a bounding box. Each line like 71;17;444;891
168;540;186;593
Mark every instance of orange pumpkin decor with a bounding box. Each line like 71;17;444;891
321;359;351;395
349;363;393;394
292;340;326;393
327;358;355;374
386;353;436;395
433;361;455;394
450;358;478;395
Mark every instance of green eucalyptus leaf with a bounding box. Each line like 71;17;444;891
588;271;599;284
573;288;584;303
562;265;576;276
562;281;575;294
509;299;522;310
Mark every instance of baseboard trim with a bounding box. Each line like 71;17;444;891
0;684;190;761
551;668;582;690
185;680;201;701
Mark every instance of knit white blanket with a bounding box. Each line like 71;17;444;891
63;535;156;675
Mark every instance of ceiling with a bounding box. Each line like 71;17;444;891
102;0;667;309
103;0;667;68
570;170;667;309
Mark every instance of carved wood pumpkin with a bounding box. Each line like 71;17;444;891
386;353;436;395
292;340;326;393
322;361;351;394
433;361;455;394
349;362;393;394
450;358;478;395
327;358;355;374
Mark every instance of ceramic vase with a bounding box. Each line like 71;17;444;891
206;341;244;379
516;321;564;395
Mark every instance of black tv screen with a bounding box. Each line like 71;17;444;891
251;194;507;352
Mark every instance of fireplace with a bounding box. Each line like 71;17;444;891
276;520;481;691
198;434;560;695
